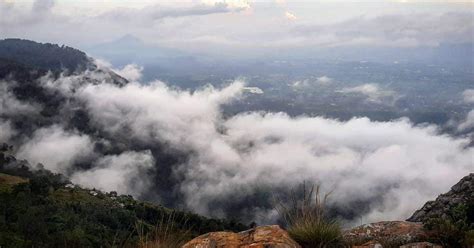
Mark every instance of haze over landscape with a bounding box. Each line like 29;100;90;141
0;0;473;247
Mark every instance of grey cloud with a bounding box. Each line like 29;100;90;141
316;76;332;84
180;112;472;223
0;120;15;143
16;125;95;173
1;2;471;53
458;110;474;131
71;150;155;196
292;76;333;88
463;89;474;103
62;71;472;224
98;2;247;24
0;0;58;27
76;80;244;148
147;3;245;19
33;0;54;13
4;66;473;226
293;12;474;46
0;81;42;115
337;83;398;103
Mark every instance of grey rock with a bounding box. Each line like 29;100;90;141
407;173;473;222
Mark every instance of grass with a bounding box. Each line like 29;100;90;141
0;173;28;192
136;211;193;248
52;188;107;205
275;183;343;248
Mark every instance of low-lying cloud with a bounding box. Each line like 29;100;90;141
16;125;94;173
463;89;474;104
3;67;473;226
71;151;155;196
338;83;398;103
458;110;474;132
1;82;41;115
0;120;15;143
292;76;333;88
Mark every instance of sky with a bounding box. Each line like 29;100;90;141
1;0;473;56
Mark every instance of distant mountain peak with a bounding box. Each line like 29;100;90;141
113;34;143;46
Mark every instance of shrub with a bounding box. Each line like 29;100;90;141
464;229;474;247
276;183;343;248
424;203;474;248
136;211;193;248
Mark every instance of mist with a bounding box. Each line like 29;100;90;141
2;66;473;226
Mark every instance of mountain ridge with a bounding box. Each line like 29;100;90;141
0;38;94;73
0;144;248;247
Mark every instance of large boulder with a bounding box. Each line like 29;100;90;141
399;242;442;248
182;225;301;248
407;173;474;222
344;221;427;245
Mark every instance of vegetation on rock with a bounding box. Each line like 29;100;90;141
276;183;344;248
0;146;247;247
0;39;93;73
424;203;474;248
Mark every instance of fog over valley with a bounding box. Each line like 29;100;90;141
0;1;473;247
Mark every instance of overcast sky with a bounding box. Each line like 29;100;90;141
1;0;473;55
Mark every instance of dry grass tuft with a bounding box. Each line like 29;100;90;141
136;211;193;248
275;183;343;248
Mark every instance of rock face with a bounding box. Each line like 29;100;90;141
351;240;383;248
182;225;301;248
407;173;474;222
399;242;442;248
344;221;426;245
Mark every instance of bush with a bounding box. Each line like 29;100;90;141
276;183;343;248
136;211;193;248
424;203;474;248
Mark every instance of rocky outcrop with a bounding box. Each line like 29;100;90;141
344;221;426;245
182;225;301;248
351;240;383;248
399;242;442;248
407;173;474;222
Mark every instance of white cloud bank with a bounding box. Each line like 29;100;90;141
285;11;297;21
71;151;155;196
338;83;398;103
316;76;333;84
62;74;472;224
463;89;474;104
16;125;95;173
1;0;471;55
292;76;333;88
0;120;15;143
113;64;143;82
0;82;41;115
458;110;474;131
4;67;473;225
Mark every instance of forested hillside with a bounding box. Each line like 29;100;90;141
0;144;247;247
0;39;92;72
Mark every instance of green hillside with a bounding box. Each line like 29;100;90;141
0;146;247;247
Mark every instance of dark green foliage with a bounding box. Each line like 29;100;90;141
0;39;93;73
0;39;127;142
0;150;248;247
424;203;474;248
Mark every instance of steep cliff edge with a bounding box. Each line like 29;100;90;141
407;173;474;223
